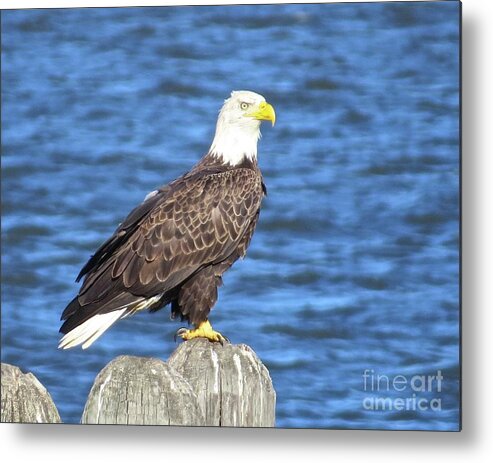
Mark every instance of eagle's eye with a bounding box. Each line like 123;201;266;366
240;102;249;110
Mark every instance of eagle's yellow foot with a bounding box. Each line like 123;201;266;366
175;320;229;344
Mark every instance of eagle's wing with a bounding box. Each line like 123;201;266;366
60;168;263;335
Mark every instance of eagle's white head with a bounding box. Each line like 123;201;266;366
209;90;276;166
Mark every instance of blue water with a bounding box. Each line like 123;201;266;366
1;2;460;430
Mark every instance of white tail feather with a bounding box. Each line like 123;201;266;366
58;294;163;350
58;309;127;350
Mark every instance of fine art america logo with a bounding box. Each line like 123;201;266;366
362;369;443;412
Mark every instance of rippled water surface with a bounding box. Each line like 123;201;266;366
1;2;460;430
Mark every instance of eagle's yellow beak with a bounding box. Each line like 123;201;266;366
247;101;276;126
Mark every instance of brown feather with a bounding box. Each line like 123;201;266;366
62;155;266;335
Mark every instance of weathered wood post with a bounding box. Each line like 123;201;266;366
81;355;204;425
169;339;276;427
82;340;276;426
1;363;61;423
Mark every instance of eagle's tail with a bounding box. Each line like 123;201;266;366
58;309;128;350
58;293;165;350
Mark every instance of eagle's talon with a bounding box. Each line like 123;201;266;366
219;335;230;345
176;320;228;344
174;327;188;342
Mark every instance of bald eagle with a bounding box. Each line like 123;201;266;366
59;90;275;349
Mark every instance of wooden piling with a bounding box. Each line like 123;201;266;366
2;340;276;426
1;363;61;423
169;339;276;427
81;355;204;425
82;340;276;426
